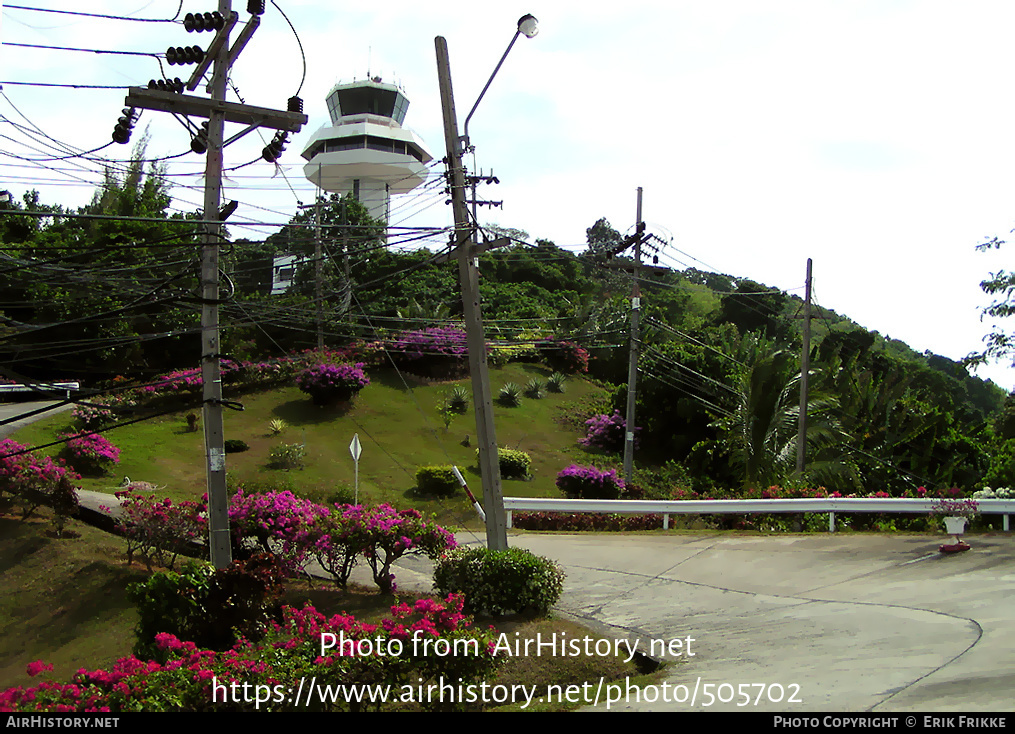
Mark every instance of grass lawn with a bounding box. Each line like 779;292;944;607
8;364;612;531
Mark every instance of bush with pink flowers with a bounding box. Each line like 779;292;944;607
386;325;470;378
61;432;120;476
579;410;638;453
296;362;370;405
555;463;626;500
0;438;80;523
1;594;499;712
113;491;207;571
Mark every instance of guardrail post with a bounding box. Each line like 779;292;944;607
507;510;513;529
663;513;669;530
829;512;835;533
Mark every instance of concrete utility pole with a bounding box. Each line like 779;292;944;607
622;188;644;483
796;257;813;474
124;0;307;568
434;36;508;550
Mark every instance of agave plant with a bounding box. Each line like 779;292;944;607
546;372;567;393
448;384;470;414
498;382;522;407
524;378;545;399
268;418;288;436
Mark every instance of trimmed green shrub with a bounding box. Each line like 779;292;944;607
127;555;285;661
477;447;532;479
433;546;565;616
415;465;458;496
224;439;249;453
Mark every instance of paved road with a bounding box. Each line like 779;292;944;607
510;533;1015;713
0;400;74;439
72;488;1015;713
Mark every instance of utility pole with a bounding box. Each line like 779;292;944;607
435;37;508;550
622;188;644;483
796;257;813;474
122;1;307;568
601;190;658;483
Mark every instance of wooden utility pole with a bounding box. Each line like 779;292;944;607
796;257;813;474
124;1;307;567
435;36;508;550
622;188;644;483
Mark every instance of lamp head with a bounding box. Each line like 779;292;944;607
517;14;538;38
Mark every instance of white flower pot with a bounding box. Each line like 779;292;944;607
943;516;967;535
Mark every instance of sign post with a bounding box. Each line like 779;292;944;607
349;433;362;503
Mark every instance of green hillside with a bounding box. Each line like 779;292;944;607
10;364;612;530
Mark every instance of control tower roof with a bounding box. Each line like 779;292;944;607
325;78;409;126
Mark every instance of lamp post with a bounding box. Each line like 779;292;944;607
435;15;538;551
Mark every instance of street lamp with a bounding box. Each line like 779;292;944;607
434;15;537;551
462;14;539;154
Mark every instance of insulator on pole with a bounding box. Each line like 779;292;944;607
111;107;137;144
261;131;288;162
287;96;303;114
191;121;210;154
247;0;265;15
167;45;204;65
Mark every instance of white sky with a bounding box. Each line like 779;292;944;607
2;1;1015;391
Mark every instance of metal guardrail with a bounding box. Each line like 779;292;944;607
0;382;79;399
502;497;1015;532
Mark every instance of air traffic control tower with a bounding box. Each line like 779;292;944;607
302;78;432;226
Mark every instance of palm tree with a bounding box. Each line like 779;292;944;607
713;335;843;487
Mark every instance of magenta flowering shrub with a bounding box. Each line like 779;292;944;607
0;438;80;521
229;489;329;572
309;504;458;593
1;594;498;712
225;490;458;592
113;492;207;571
61;432;120;476
555;463;626;500
355;504;458;594
71;403;115;431
579;410;639;453
387;325;469;378
513;512;664;531
296;362;370;405
539;340;590;374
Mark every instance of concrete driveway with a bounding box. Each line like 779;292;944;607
506;532;1014;712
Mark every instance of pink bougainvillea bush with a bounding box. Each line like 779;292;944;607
228;488;330;572
0;594;499;712
579;410;639;453
385;325;470;378
305;503;458;592
296;362;370;405
112;491;207;571
61;432;120;476
225;490;458;593
0;438;80;523
555;463;626;500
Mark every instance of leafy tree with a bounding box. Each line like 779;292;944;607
968;235;1015;367
1;138;200;378
716;279;795;345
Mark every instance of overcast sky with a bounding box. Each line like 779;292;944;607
3;1;1015;391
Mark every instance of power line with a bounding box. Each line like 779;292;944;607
3;5;182;23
